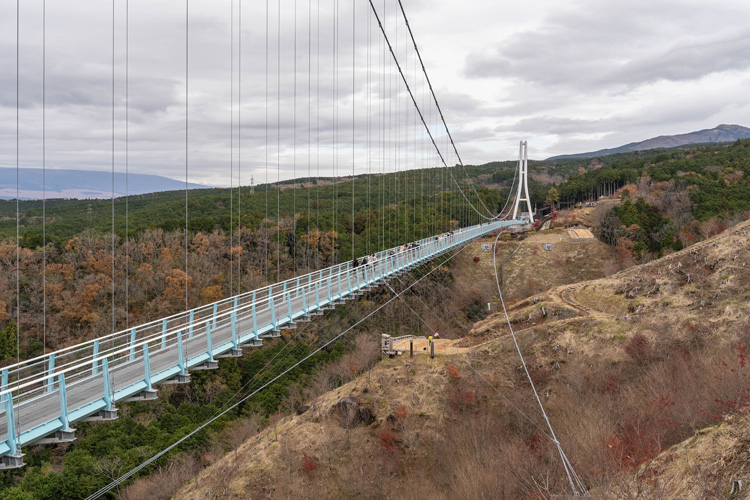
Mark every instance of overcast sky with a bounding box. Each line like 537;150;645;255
1;0;749;188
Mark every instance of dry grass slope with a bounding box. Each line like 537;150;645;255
174;219;750;500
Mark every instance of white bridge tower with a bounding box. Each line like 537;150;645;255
511;140;534;223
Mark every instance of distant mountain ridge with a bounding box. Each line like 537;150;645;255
0;168;211;200
547;124;750;161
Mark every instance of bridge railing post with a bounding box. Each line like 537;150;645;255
0;369;8;403
92;341;99;376
5;394;18;456
252;301;258;338
269;297;277;330
205;321;214;360
58;374;70;430
231;311;238;350
102;357;112;410
161;319;168;350
143;343;152;391
177;331;186;375
129;328;136;361
188;310;194;338
46;354;55;393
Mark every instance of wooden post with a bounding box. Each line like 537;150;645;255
410;339;413;358
430;341;434;359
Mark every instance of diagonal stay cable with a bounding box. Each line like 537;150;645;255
382;279;552;441
490;230;587;495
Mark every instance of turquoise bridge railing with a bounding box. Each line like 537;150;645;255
0;220;524;466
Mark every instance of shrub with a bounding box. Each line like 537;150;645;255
300;451;318;473
378;427;399;451
473;256;481;263
394;405;408;420
625;333;650;362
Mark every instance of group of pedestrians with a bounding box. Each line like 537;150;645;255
352;240;423;268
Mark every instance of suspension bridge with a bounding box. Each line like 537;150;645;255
0;0;538;475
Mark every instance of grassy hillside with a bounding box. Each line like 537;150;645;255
174;219;750;499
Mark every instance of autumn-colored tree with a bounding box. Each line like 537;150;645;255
162;269;192;312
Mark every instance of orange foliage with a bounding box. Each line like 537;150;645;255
199;285;223;304
162;269;192;309
191;233;211;255
46;263;74;280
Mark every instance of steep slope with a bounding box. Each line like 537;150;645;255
173;220;750;500
548;124;750;160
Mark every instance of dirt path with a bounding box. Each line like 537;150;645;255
553;283;614;319
391;338;469;355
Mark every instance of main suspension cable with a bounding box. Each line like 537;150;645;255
367;0;495;222
400;0;494;217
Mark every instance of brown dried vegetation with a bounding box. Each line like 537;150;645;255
173;220;750;499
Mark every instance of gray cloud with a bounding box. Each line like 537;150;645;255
1;0;749;186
